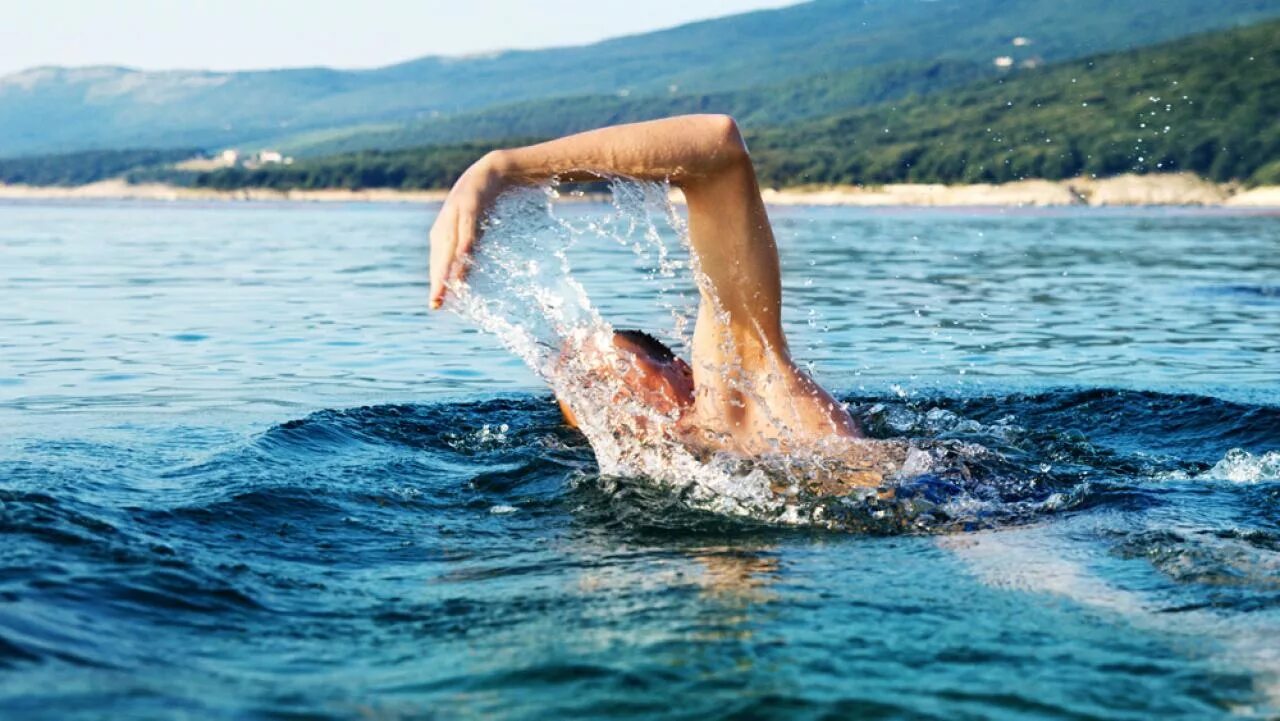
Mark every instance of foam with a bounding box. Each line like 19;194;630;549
448;181;795;521
445;180;1008;527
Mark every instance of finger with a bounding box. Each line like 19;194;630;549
428;207;456;309
449;207;479;289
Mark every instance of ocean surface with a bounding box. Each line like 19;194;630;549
1;197;1278;720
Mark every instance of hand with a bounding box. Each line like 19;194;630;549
428;152;510;309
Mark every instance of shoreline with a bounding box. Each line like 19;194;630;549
1;174;1278;208
761;174;1280;208
0;180;451;204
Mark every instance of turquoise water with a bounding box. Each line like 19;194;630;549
1;198;1278;719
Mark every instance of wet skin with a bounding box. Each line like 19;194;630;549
430;115;866;463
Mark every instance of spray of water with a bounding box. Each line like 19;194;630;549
447;179;1009;528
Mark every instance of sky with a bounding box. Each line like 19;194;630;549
2;0;801;76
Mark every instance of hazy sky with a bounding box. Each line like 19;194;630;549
2;0;801;76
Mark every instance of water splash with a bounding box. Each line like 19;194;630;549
1202;449;1280;483
446;180;1063;529
446;181;787;521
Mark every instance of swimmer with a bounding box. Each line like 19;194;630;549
429;115;902;485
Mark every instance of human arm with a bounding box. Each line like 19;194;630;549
430;115;860;446
427;115;785;361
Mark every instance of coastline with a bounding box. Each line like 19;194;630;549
760;174;1280;208
2;174;1278;207
0;179;451;204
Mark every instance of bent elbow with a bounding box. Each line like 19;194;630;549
694;114;750;171
710;114;749;157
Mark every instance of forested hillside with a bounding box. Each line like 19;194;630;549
285;60;988;156
747;19;1280;185
0;148;200;186
2;0;1277;156
184;21;1280;191
182;141;528;192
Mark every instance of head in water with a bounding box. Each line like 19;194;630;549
556;329;694;429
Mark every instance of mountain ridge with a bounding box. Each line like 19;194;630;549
4;0;1279;157
163;19;1279;193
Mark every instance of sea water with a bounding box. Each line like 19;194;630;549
0;196;1278;719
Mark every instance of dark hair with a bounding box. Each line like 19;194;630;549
613;329;676;362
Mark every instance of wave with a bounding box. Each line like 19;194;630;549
1;386;1276;684
231;389;1280;533
152;387;1280;535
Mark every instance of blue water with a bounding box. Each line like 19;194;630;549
1;198;1278;719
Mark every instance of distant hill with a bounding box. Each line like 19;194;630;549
280;59;991;156
0;148;201;186
182;20;1280;192
2;0;1279;157
747;19;1280;186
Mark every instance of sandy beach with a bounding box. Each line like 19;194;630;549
0;179;451;204
760;174;1280;208
1;174;1278;207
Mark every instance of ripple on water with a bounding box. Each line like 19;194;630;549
1;386;1276;718
2;200;1279;719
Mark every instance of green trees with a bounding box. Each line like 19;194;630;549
748;20;1280;187
17;20;1278;193
191;141;528;191
0;149;200;186
224;19;1274;192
